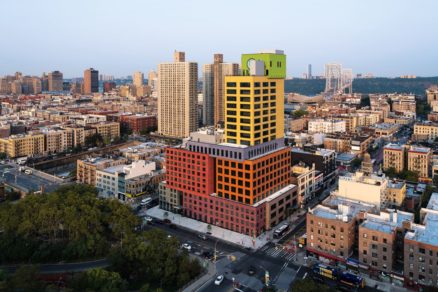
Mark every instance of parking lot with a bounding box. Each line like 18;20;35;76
0;164;66;194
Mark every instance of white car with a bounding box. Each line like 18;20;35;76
214;275;224;285
181;243;192;251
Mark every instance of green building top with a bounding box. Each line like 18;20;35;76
241;50;286;79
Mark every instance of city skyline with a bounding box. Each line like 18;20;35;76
1;0;438;78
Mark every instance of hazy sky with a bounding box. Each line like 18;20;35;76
1;0;438;78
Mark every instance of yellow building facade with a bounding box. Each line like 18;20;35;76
224;76;284;146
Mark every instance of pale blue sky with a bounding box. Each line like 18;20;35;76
1;0;437;78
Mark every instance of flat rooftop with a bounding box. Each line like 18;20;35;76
408;146;431;154
291;147;335;157
387;181;405;189
426;193;438;211
384;143;404;151
405;217;438;246
310;195;375;222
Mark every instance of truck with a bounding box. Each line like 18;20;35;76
298;234;307;248
312;264;339;281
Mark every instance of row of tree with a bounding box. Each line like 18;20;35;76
0;184;202;290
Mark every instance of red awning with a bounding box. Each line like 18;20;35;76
306;247;346;263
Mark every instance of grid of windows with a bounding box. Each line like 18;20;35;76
216;148;291;205
165;148;215;196
224;76;283;146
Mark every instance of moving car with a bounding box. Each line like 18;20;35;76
145;217;153;224
181;243;191;251
214;275;224;285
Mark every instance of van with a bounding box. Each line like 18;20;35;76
140;197;152;206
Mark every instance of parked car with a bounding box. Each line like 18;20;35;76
214;275;224;285
163;219;171;224
145;217;153;224
202;250;214;260
169;223;177;229
181;243;191;251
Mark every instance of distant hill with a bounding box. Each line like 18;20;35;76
285;77;438;96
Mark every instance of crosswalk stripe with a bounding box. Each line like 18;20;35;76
261;245;269;252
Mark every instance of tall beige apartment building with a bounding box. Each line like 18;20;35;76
84;68;99;94
133;71;144;87
213;55;239;126
158;51;198;138
48;71;63;91
414;122;438;141
202;54;239;126
148;70;158;90
43;129;68;153
0;133;45;158
383;143;405;173
90;122;120;141
407;146;431;178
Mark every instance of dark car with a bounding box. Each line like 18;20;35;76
163;219;171;224
248;265;256;276
202;250;214;260
198;234;208;240
169;223;177;229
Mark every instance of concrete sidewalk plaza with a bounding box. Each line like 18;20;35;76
145;206;269;249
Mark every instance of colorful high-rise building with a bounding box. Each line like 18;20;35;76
161;50;298;237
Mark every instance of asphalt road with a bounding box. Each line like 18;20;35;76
1;259;110;274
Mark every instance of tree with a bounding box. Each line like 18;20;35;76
109;229;201;291
399;170;419;182
384;167;397;178
70;268;127;292
262;286;277;292
0;152;7;160
0;184;139;264
351;158;362;168
7;265;46;291
85;133;104;148
290;278;333;292
120;123;133;137
5;191;20;201
291;109;308;119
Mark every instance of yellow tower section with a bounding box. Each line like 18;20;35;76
224;75;284;146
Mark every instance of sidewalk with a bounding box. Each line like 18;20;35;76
145;206;270;249
361;274;409;292
182;257;216;292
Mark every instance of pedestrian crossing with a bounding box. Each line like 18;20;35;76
260;245;296;261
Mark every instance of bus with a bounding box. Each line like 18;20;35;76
312;264;339;281
339;271;365;288
273;223;289;238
